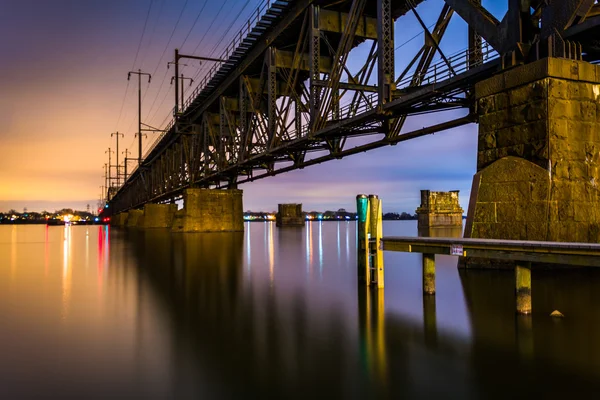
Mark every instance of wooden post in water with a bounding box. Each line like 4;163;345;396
422;254;436;295
356;194;370;284
369;195;384;288
516;261;532;314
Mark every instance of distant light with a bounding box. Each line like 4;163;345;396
345;216;350;219
94;217;99;222
104;204;109;208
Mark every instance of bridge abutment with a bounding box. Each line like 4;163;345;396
138;204;177;229
464;58;600;267
171;188;243;233
276;204;305;227
126;209;143;227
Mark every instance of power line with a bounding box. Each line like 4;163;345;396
190;0;230;56
142;0;192;122
113;80;130;131
179;0;210;51
139;0;166;70
131;0;155;70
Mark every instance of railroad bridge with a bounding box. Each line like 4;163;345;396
106;0;600;242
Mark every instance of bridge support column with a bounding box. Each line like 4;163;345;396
463;58;600;267
126;209;143;227
112;212;128;227
172;188;243;233
138;204;177;229
276;204;305;227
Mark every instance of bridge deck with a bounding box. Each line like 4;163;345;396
381;236;600;267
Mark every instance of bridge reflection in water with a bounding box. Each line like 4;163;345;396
119;222;600;398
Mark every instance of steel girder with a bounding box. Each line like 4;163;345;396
106;0;599;214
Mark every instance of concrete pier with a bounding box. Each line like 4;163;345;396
416;190;463;232
276;204;305;227
112;212;128;227
126;209;143;227
464;58;600;266
138;204;177;229
171;188;243;233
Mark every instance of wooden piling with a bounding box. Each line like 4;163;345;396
422;253;436;295
356;194;370;284
369;195;384;288
516;261;532;314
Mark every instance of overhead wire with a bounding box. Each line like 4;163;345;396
179;0;210;51
131;0;155;70
148;0;234;127
143;0;191;123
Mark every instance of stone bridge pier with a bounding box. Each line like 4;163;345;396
276;204;305;227
172;188;244;233
464;58;600;264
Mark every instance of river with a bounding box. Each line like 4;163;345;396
1;222;599;398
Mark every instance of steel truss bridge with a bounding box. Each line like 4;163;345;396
107;0;600;214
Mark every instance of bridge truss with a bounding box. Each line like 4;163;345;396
107;0;600;214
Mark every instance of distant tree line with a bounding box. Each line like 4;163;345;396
0;209;97;224
382;212;418;220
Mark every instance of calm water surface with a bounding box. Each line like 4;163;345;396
1;222;600;398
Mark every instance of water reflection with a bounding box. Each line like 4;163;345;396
418;225;463;238
3;223;600;398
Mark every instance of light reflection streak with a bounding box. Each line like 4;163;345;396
10;225;17;282
337;222;341;260
246;221;251;273
318;221;323;277
306;221;313;278
44;225;49;276
97;226;104;294
61;224;72;321
268;222;274;284
104;225;110;272
85;228;89;269
346;222;350;262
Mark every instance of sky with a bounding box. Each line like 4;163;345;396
0;0;508;214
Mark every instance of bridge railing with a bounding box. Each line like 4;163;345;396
182;0;277;111
127;0;280;180
396;41;497;89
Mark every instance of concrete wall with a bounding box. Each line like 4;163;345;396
172;188;243;233
276;204;305;227
111;212;128;227
416;190;463;228
126;209;143;227
465;58;600;245
138;204;177;229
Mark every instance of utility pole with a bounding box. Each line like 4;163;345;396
169;48;225;121
171;74;194;112
122;148;131;182
111;132;124;186
127;69;151;167
105;148;114;195
103;163;109;200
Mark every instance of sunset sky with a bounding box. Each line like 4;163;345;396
0;0;507;213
